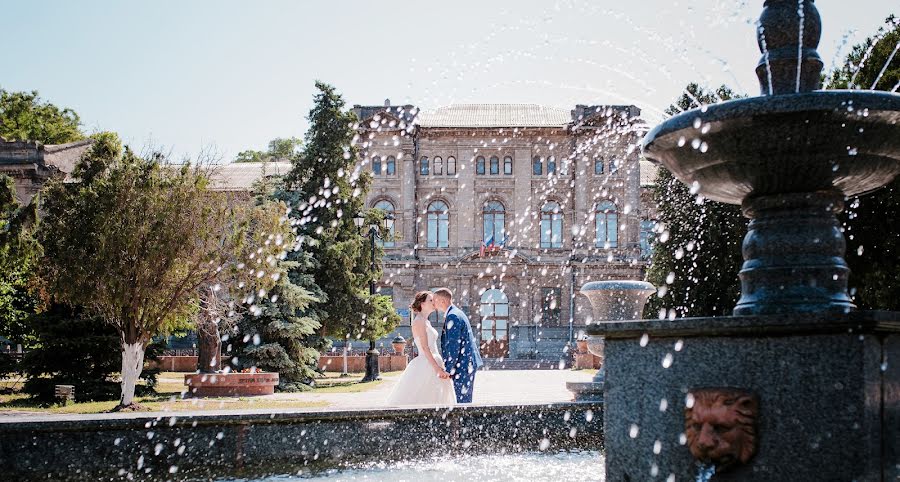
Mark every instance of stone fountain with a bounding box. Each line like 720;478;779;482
589;1;900;480
568;280;655;401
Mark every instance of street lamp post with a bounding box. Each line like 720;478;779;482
353;212;395;383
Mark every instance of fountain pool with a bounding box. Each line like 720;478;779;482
224;451;604;482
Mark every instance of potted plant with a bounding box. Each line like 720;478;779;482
391;335;406;355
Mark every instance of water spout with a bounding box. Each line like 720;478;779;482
695;462;716;482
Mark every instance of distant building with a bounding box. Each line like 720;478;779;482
0;137;93;204
352;102;658;362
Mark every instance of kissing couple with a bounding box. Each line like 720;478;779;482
386;288;484;406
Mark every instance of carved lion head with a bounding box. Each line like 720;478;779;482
684;388;759;471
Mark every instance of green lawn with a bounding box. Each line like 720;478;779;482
0;370;394;415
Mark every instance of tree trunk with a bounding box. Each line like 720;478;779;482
196;316;221;374
120;341;146;407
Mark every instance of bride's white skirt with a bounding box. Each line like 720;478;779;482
385;354;457;406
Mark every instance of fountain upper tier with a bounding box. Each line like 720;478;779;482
640;0;900;315
642;91;900;205
644;0;900;205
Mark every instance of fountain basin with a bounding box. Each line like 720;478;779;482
642;90;900;205
580;280;655;322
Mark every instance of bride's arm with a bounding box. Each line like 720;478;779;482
411;318;450;379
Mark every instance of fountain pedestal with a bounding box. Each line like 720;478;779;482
590;312;899;481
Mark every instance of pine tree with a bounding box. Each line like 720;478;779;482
230;178;327;391
827;16;900;310
644;84;747;319
284;82;399;347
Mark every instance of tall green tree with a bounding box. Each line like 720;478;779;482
0;175;41;346
0;89;86;347
194;193;296;374
231;178;325;390
235;137;302;163
645;84;747;319
828;16;900;310
284;82;399;355
0;89;83;144
38;134;266;408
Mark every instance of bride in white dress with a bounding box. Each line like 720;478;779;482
385;291;456;406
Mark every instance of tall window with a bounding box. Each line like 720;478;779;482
426;201;449;248
447;156;457;175
482;201;505;244
540;201;563;248
541;288;561;326
386;156;396;175
476;156;486;175
420;156;429;175
503;156;513;175
480;289;509;342
547;156;557;175
372;156;382;175
374;200;395;248
609;158;618;173
640;219;657;259
489;156;500;175
376;286;394;300
433;156;443;175
595;201;619;248
532;156;542;175
594;157;604;175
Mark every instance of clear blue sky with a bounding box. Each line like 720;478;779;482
3;0;895;160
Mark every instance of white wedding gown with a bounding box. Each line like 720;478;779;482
385;318;457;406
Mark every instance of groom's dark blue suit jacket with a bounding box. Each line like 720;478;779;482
441;305;484;377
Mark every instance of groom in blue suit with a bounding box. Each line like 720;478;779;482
434;287;484;403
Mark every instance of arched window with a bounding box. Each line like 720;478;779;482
426;201;449;248
433;156;443;175
547;156;557;174
503;156;513;175
594;157;604;175
476;156;486;175
595;201;619;248
480;289;509;348
489;156;500;175
447;156;457;175
374;200;395;248
532;156;543;175
482;201;505;245
609;158;618;173
386;156;396;175
540;201;563;248
420;156;429;175
372;156;382;175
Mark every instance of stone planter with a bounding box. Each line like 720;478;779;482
184;372;279;397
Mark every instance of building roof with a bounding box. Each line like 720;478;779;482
0;138;93;175
639;160;659;187
417;104;572;128
207;161;293;191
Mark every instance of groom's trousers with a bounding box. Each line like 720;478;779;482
453;370;477;403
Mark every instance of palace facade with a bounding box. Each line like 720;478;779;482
352;103;657;362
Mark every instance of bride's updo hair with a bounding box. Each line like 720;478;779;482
410;290;431;313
